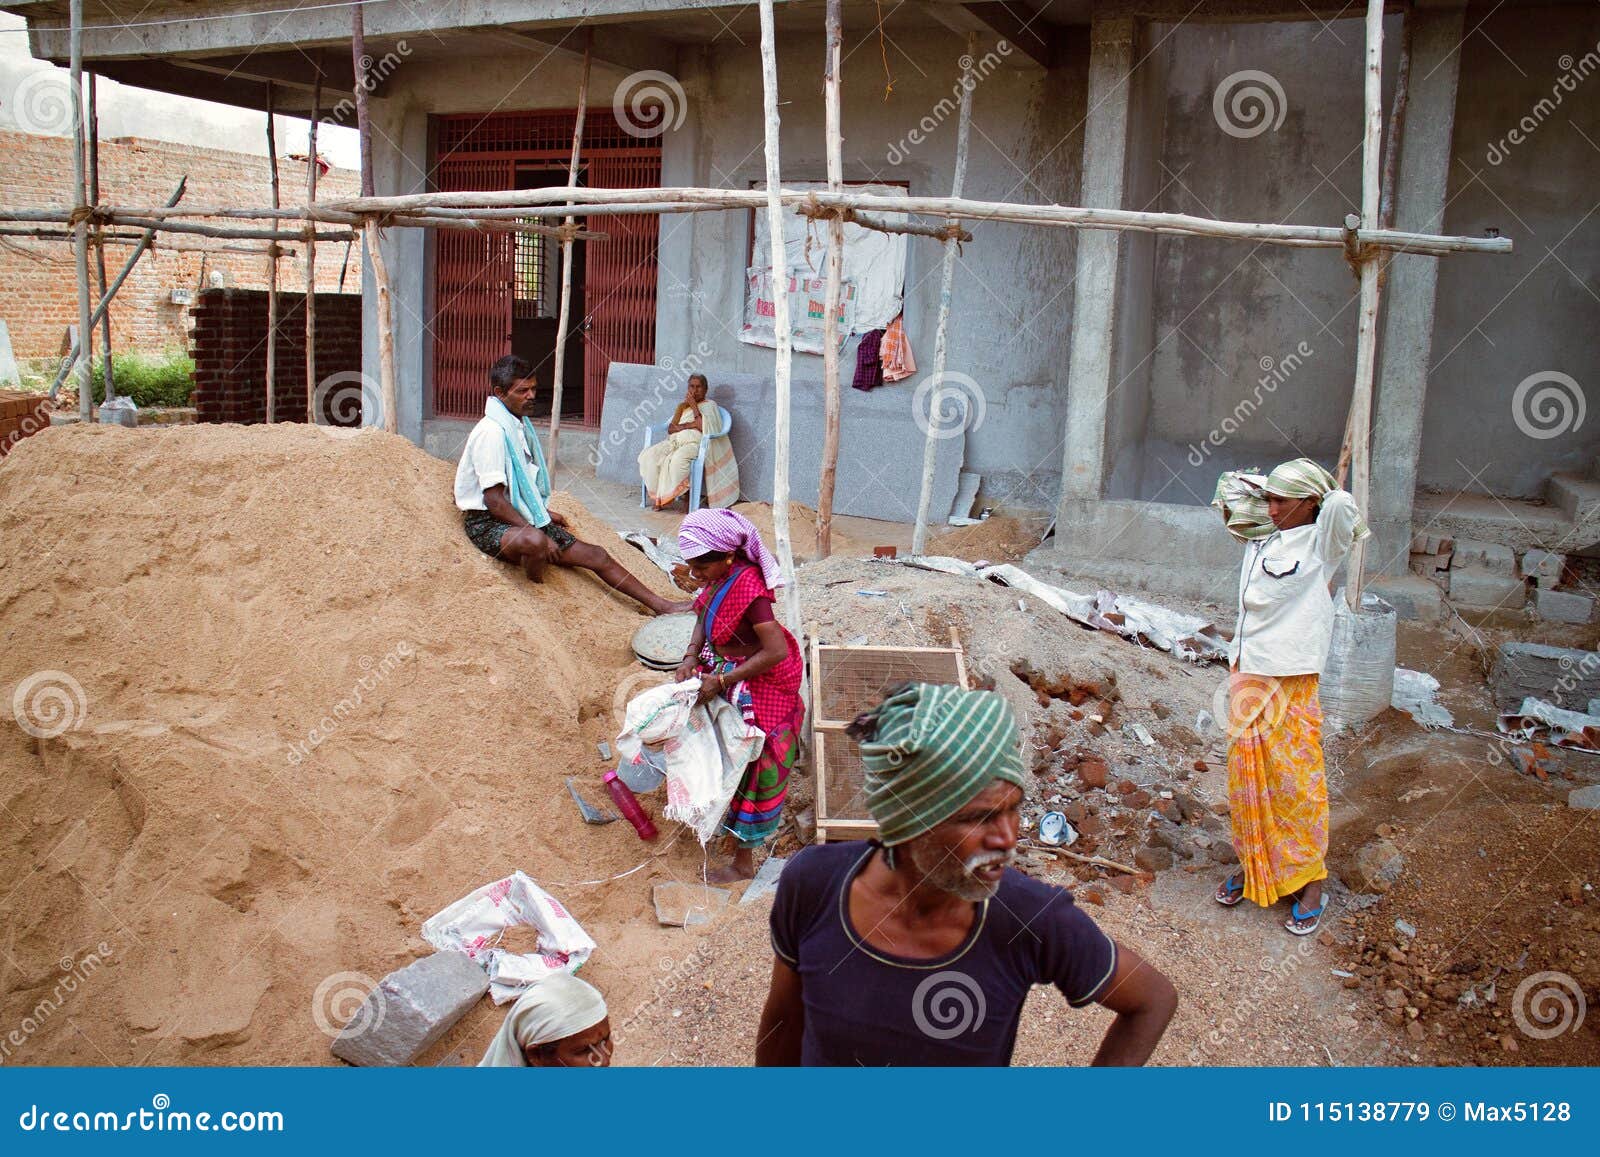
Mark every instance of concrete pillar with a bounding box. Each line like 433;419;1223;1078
1059;17;1136;504
1369;5;1467;573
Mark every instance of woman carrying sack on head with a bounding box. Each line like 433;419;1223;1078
1211;458;1370;936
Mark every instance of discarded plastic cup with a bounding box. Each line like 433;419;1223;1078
1038;811;1077;847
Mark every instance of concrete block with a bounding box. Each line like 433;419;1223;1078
1535;587;1594;624
1521;548;1566;586
1451;538;1516;576
652;882;731;927
1570;785;1600;810
1447;567;1527;610
331;950;488;1067
1367;574;1447;623
1489;642;1600;713
1409;532;1453;556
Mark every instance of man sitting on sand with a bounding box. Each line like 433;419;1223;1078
454;355;687;615
756;682;1178;1066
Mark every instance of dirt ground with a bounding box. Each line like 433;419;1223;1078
2;424;1595;1067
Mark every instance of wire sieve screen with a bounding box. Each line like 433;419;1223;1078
811;644;965;838
813;647;963;723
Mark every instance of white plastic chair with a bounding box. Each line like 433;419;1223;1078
639;404;733;510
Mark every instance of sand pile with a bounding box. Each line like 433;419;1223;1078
928;514;1049;564
0;423;714;1065
731;501;873;561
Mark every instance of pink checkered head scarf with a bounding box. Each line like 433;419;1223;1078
677;509;786;590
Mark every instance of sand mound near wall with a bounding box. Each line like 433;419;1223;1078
0;423;710;1065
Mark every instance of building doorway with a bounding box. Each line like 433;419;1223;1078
428;110;660;425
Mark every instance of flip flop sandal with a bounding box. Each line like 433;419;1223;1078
1285;897;1325;936
1215;872;1246;907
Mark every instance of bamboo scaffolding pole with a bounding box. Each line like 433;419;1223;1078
88;73;114;405
50;177;186;397
547;28;592;482
1343;0;1386;608
816;0;844;558
758;0;801;636
306;65;321;424
352;3;396;434
912;35;977;557
265;81;280;422
0;208;354;240
69;0;92;421
0;226;287;252
314;186;1510;256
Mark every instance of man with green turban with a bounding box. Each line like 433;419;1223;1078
755;682;1177;1066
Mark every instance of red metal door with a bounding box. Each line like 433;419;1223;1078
432;157;514;418
583;153;661;427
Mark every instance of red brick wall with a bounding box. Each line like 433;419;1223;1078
0;130;362;359
190;288;363;425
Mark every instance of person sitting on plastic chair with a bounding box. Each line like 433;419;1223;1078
638;374;739;511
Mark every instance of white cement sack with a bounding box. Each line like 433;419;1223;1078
615;680;765;845
1321;592;1397;731
422;871;596;1005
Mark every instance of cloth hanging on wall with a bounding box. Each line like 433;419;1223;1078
852;330;885;392
881;315;916;382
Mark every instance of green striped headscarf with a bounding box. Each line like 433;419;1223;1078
857;683;1025;847
1212;470;1273;543
1264;457;1337;499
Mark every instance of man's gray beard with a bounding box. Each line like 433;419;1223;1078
906;840;1014;901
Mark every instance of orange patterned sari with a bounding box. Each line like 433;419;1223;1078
1226;673;1328;906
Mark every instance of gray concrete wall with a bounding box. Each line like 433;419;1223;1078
655;28;1087;512
1426;5;1600;499
1114;16;1400;504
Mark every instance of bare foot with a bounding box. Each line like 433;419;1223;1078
663;599;694;615
704;861;757;885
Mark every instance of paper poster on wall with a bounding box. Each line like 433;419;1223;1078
741;267;858;354
740;181;907;352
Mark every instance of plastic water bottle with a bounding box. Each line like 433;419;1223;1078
603;770;659;841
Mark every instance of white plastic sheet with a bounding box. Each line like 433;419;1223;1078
614;680;765;845
421;871;596;1005
1392;668;1454;729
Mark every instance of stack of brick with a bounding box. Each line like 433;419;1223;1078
0;390;52;456
1424;534;1595;623
190;288;363;425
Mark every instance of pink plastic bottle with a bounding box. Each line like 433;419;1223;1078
603;770;659;841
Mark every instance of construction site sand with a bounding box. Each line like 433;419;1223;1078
0;423;730;1065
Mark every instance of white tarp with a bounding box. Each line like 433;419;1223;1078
1392;668;1454;729
742;181;908;352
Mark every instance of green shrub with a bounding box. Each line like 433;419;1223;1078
90;349;194;408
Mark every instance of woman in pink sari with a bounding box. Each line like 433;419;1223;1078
673;510;805;883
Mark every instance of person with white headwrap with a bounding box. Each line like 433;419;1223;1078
1212;457;1370;938
478;972;612;1067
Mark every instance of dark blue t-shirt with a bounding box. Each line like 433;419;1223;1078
770;841;1118;1066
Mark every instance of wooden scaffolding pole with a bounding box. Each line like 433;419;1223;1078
911;35;977;556
351;3;397;433
816;0;844;558
49;177;187;398
758;0;801;634
69;0;93;422
306;65;322;423
1344;0;1386;607
265;81;280;422
88;73;114;405
547;29;592;485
